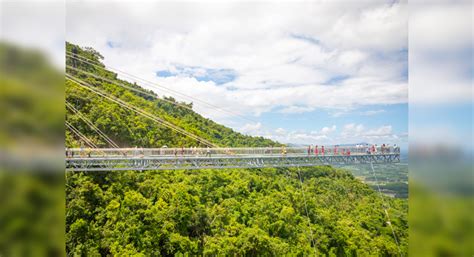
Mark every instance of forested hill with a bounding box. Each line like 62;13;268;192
66;42;278;148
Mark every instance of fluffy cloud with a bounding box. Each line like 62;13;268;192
314;125;337;135
341;123;399;142
278;106;315;114
240;122;263;135
248;123;403;145
361;109;386;116
66;1;408;124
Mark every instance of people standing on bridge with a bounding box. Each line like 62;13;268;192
307;145;312;156
321;145;325;155
347;148;351;156
206;146;211;157
333;145;338;155
314;145;318;155
79;143;84;157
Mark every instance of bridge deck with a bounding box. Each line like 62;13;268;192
66;146;400;171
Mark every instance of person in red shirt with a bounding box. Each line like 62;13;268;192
321;146;325;155
314;145;318;155
347;149;351;156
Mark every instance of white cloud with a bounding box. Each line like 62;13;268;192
337;50;367;68
239;122;263;135
66;1;408;122
278;106;315;114
361;109;386;116
364;125;393;137
253;123;403;145
341;123;366;138
275;128;287;136
313;125;337;135
340;123;400;143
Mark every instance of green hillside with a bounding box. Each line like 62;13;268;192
66;42;278;148
65;43;408;256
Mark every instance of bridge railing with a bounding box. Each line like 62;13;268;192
65;145;399;158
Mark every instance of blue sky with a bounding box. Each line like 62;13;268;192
259;104;407;133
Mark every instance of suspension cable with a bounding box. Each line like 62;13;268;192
66;65;195;112
66;51;258;123
66;74;218;147
369;161;403;257
66;101;120;148
65;121;97;148
67;74;216;147
296;166;318;256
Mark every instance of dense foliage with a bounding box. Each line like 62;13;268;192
65;43;408;256
66;167;407;256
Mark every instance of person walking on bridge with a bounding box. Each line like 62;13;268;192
79;143;85;157
206;146;211;157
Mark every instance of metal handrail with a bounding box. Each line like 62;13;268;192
65;145;400;158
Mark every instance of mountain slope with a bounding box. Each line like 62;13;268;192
66;42;278;148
